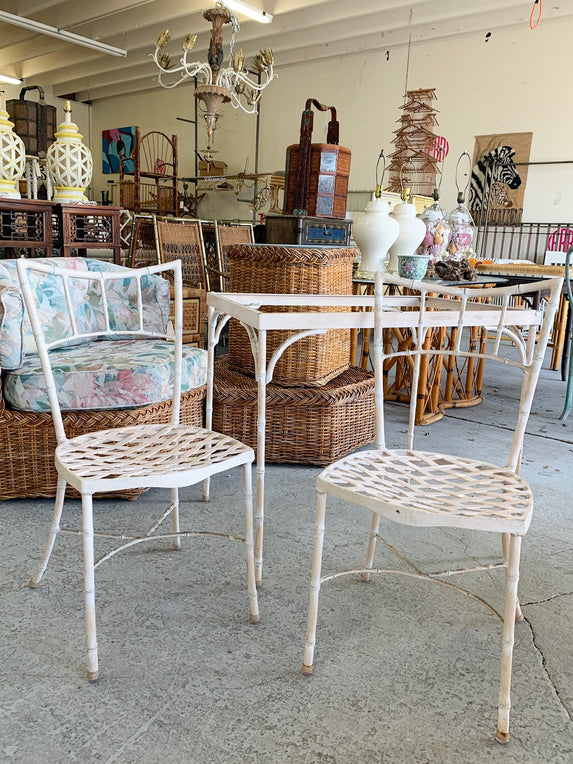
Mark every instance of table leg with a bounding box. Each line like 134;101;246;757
255;329;267;587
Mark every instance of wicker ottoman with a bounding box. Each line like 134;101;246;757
228;243;358;387
212;359;375;465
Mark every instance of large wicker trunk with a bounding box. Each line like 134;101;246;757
228;243;357;387
0;386;205;500
213;359;375;465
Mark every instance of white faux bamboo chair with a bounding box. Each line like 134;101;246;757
17;258;259;682
302;272;563;743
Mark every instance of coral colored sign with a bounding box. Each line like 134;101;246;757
426;136;449;160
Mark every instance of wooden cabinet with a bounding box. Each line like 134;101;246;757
264;214;352;246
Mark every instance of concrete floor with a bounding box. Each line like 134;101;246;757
2;354;573;763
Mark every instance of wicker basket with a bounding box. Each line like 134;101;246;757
212;359;375;465
228;243;357;387
0;387;205;501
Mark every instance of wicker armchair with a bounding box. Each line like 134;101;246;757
0;257;206;501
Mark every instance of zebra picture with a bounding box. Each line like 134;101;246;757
469;145;521;213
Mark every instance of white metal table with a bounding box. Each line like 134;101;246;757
206;289;540;586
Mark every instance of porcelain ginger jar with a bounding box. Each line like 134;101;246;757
353;196;399;278
387;193;427;274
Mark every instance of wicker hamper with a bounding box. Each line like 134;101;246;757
212;359;375;465
0;387;205;500
228;243;357;387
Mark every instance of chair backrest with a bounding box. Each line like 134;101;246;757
214;222;254;291
129;213;158;267
373;273;563;472
546;227;573;254
16;259;184;446
155;218;207;289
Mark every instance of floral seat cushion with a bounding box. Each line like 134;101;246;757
0;257;169;370
4;339;206;412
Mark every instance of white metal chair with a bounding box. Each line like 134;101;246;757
17;258;259;682
302;272;563;743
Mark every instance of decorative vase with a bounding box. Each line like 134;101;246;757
0;93;26;199
397;253;430;280
418;190;451;265
46;100;93;204
353;196;399;278
387;189;427;274
447;192;476;259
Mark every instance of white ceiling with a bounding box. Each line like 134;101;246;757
0;0;569;102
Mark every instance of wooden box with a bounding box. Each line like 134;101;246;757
213;359;375;465
227;243;357;386
284;143;351;218
265;214;352;246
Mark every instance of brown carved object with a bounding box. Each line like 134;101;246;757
284;98;350;219
433;257;477;281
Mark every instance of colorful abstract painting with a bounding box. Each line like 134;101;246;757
102;126;137;174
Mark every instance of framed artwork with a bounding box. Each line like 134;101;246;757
470;132;532;225
102;126;137;174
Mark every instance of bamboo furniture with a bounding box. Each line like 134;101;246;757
560;246;573;422
17;259;258;682
206;281;553;588
119;128;178;217
0;199;122;263
300;272;563;743
213;221;254;291
351;276;506;425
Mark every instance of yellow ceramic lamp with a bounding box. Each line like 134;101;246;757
47;100;93;203
0;92;26;198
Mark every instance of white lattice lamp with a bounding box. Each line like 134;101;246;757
46;100;93;204
0;91;26;198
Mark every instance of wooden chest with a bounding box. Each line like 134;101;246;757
284;143;351;218
7;87;56;158
265;214;352;246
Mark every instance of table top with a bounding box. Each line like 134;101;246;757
352;274;509;287
477;263;573;278
207;290;541;332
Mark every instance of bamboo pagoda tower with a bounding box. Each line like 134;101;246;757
387;88;441;197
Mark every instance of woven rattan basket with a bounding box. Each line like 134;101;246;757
212;359;375;465
0;387;205;500
228;243;357;387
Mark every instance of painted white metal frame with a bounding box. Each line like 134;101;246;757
17;258;259;682
206;278;554;588
297;273;563;744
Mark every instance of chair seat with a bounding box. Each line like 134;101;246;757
56;424;254;492
317;448;533;535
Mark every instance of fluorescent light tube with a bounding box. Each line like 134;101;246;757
0;74;23;85
222;0;273;23
0;10;127;57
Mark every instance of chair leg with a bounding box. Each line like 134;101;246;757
361;512;381;582
81;492;99;682
501;533;523;622
243;463;259;624
302;490;328;676
171;487;181;550
496;534;522;744
29;476;67;589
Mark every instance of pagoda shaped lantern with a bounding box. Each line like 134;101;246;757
0;91;26;199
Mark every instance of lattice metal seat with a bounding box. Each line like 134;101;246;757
17;259;259;683
302;271;563;744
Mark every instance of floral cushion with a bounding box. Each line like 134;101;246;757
4;339;206;412
0;258;170;370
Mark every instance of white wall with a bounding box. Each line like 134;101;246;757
89;14;573;222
